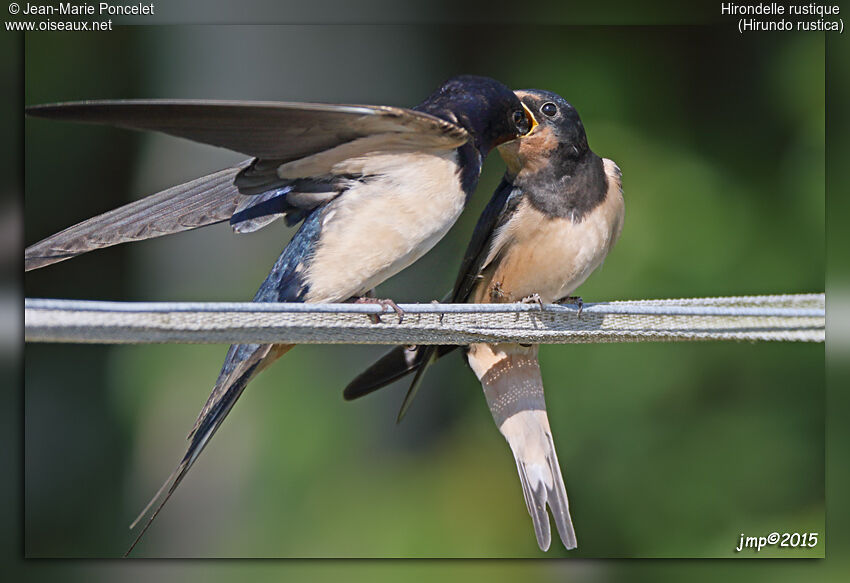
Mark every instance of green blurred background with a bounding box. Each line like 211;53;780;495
22;20;825;563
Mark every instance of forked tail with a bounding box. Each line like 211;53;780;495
476;349;577;551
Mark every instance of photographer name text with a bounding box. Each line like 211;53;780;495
18;2;153;16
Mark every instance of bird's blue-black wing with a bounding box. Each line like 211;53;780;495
25;100;469;271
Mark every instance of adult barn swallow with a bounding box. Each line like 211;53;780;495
345;89;625;552
25;76;533;553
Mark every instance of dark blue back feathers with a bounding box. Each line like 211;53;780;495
252;206;325;303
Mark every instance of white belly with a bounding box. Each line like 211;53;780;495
304;150;466;302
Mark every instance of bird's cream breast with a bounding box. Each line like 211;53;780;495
304;150;466;302
475;161;624;304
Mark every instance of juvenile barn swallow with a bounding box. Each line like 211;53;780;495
344;90;625;552
25;76;533;553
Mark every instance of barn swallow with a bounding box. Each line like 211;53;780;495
344;89;625;552
25;75;534;553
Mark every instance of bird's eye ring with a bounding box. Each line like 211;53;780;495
541;102;558;117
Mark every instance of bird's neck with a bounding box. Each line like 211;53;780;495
518;151;609;223
455;141;483;200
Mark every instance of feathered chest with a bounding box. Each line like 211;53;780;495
473;160;624;304
303;149;468;302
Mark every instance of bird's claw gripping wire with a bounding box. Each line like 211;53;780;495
355;296;405;324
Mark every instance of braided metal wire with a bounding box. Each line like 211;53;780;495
25;293;825;345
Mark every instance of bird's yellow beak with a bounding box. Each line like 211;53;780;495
520;102;538;136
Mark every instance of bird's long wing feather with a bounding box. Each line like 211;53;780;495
126;342;293;555
126;207;327;553
343;344;433;401
26;100;469;160
450;179;522;304
26;101;470;270
395;346;438;423
25;163;249;271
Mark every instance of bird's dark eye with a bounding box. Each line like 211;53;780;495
541;102;558;117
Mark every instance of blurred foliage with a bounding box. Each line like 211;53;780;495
21;18;826;572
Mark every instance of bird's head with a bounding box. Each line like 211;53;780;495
497;89;589;179
416;75;533;156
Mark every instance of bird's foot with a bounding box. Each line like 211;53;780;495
355;296;405;324
557;295;584;317
520;293;544;309
489;281;509;301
